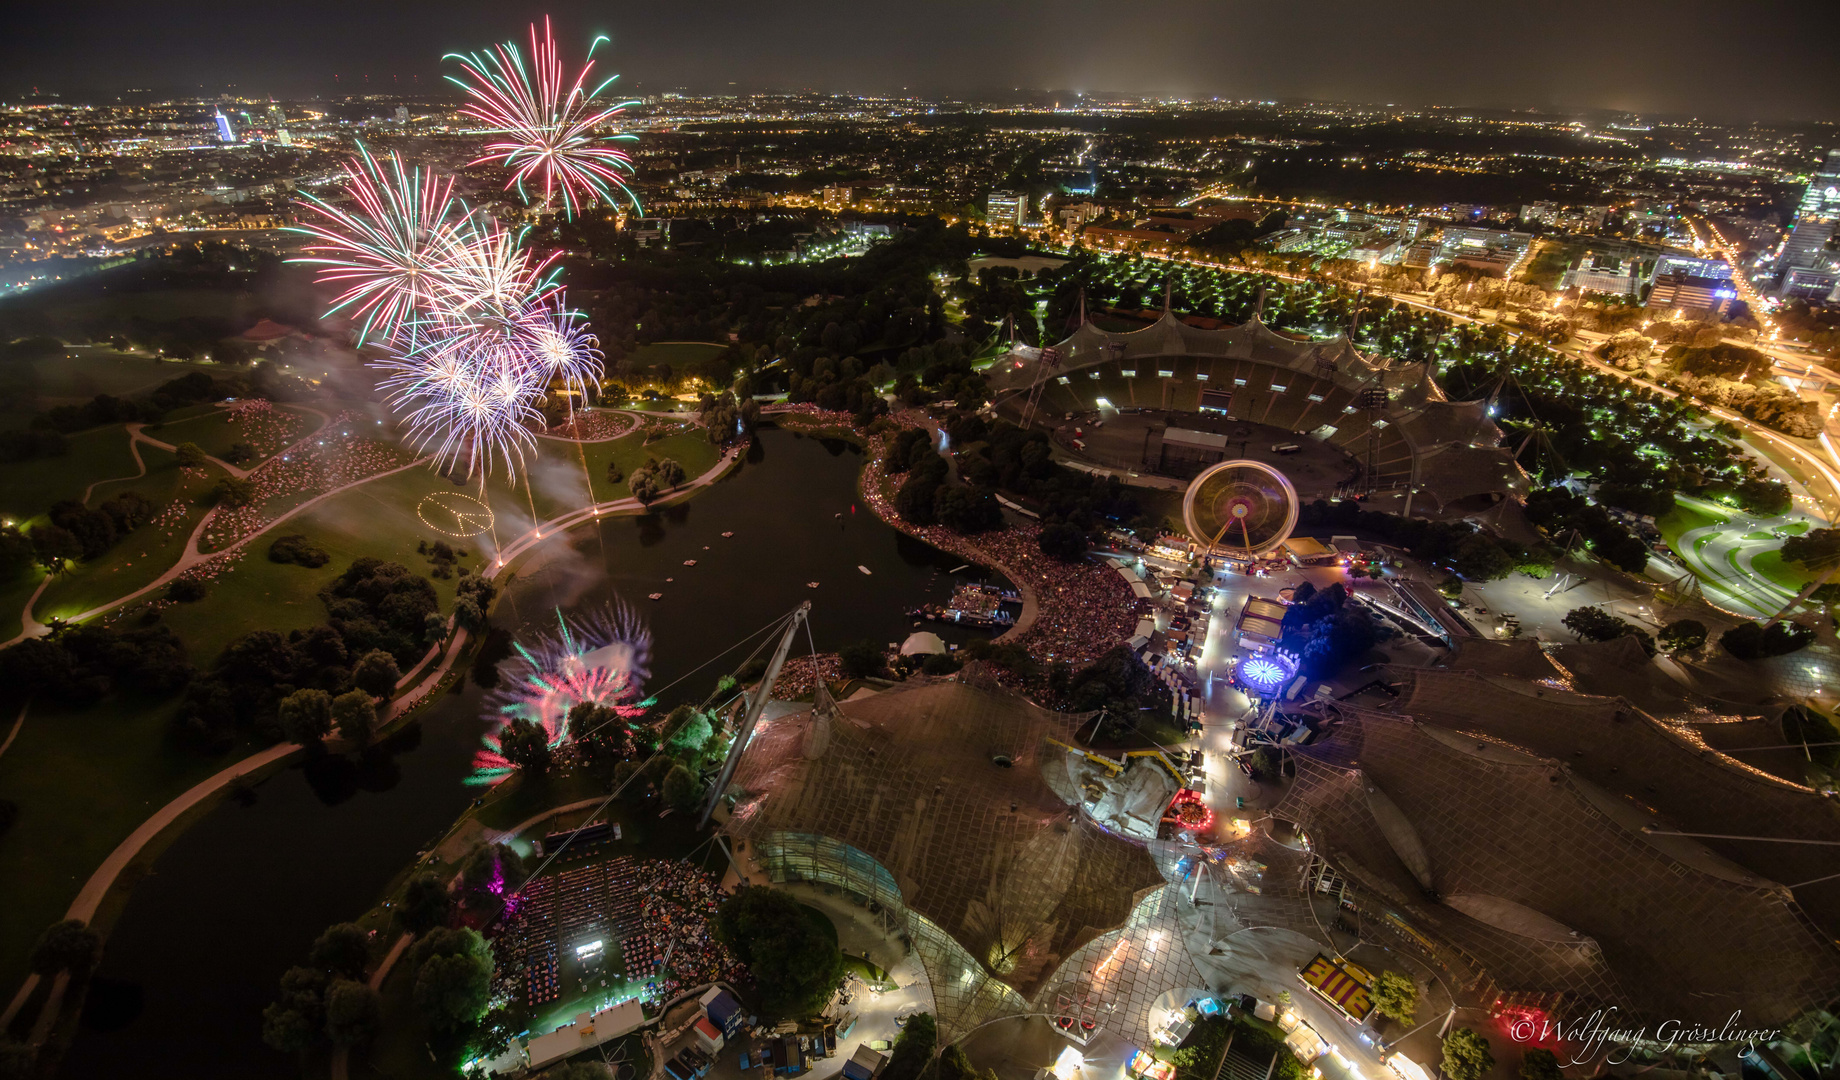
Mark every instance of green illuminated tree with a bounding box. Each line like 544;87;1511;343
1372;970;1418;1025
1442;1028;1495;1080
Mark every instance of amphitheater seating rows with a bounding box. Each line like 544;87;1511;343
1022;358;1416;485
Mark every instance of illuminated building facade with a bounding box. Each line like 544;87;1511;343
987;190;1027;227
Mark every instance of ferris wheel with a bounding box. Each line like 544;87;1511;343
1181;459;1299;559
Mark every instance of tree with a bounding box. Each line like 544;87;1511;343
1372;970;1417;1025
263;965;328;1053
837;639;886;679
880;1012;938;1080
1720;620;1815;660
1441;1028;1495;1080
933;484;1001;533
396;871;452;936
1773;527;1840;623
278;688;334;746
662;763;703;812
936;1044;1000;1080
261;1000;319;1054
323;978;381;1047
656;456;686;489
174;441;209;468
630;468;660;505
1519;1049;1563;1080
332;689;378;744
714;887;844;1018
1451;533;1514;581
660;705;714;764
413;943;494;1032
1038;521;1089;561
605;460;625;485
352;649;402;697
209;476;256;507
30;919;101;977
459;843;530;910
309;922;372;980
499;716;554;774
29;523;81;571
1657;618;1708;651
167;576;208;602
1561;606;1623;642
893;468;943;525
269;534;330;567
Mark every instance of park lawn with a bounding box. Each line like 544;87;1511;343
0;425;139;524
1751;550;1816;593
622;341;729;369
470;430;721;527
30;349;223;403
1656;498;1725;553
0;693;246;997
33;446;220;624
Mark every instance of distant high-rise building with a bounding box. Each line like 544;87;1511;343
267;103;284;126
1773;150;1840;294
1798;150;1840;217
1778;216;1837;271
821;185;851;209
277;129;293;146
394;105;409;124
987;190;1026;227
214;109;236;144
1648;273;1736;316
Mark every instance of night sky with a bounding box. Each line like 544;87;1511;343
5;0;1839;120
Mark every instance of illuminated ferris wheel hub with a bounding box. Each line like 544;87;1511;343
1181;459;1300;559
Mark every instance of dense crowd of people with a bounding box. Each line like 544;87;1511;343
972;526;1138;667
771;653;843;700
489;855;746;1012
545;409;638;441
630;860;748;999
201;412;415;552
847;417;1137;668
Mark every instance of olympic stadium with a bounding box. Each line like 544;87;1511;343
987;311;1528;515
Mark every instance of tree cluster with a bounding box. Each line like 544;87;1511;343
713;886;844;1019
37;370;240;434
1560;606;1656;656
268;533;330;568
877;1012;937;1080
172;558;435;750
1281;581;1386;677
629;455;686;505
27;491;156;569
1523;487;1651;573
261;922;382;1055
1720;620;1815;661
0;621;190;707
